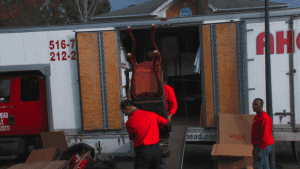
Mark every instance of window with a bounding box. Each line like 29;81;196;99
0;79;11;103
21;77;39;101
180;7;192;17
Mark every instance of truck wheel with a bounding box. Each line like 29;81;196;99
0;138;27;160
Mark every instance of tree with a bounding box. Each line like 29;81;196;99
0;0;66;27
0;0;111;27
61;0;111;24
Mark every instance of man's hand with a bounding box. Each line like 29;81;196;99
168;114;173;121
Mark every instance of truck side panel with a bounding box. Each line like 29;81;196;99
0;32;49;65
202;25;215;128
77;32;104;130
47;30;82;130
102;31;121;129
293;19;300;126
0;30;82;131
216;23;240;115
201;22;242;128
247;21;292;125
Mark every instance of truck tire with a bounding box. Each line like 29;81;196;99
0;138;27;156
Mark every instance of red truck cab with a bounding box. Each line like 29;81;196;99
0;71;48;159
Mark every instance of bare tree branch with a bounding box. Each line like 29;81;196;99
75;0;84;22
83;0;88;23
88;0;96;15
91;0;99;16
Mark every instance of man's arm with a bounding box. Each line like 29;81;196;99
126;123;134;140
166;86;178;120
156;114;172;133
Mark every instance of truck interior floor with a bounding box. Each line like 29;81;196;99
171;115;200;127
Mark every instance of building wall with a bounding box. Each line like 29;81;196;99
166;0;197;18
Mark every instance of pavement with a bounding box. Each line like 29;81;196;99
1;141;299;169
115;141;300;169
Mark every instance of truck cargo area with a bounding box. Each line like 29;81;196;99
120;26;202;127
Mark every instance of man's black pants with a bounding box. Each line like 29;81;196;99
134;143;162;169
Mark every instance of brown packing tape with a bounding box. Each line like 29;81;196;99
77;32;104;130
103;31;121;129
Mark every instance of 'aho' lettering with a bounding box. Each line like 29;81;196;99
256;31;300;55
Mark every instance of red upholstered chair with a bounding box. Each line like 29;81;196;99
126;24;167;119
126;24;163;99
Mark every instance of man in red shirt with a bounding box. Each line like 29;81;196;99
163;72;178;121
120;100;171;169
251;98;274;169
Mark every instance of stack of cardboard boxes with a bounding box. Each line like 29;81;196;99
8;147;70;169
211;113;255;169
7;132;73;169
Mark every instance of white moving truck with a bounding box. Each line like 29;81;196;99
0;7;299;164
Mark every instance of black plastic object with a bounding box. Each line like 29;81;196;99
59;143;95;160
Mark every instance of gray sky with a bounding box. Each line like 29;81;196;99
109;0;149;11
109;0;300;12
270;0;300;8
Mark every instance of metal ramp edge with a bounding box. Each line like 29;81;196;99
166;125;188;169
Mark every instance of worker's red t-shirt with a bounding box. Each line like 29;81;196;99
251;111;274;149
126;109;168;147
164;84;178;116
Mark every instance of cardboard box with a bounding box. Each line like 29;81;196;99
25;147;58;164
7;161;68;169
40;131;68;159
6;164;25;169
217;156;253;169
212;113;255;169
211;144;253;158
7;132;71;169
218;113;255;145
43;161;68;169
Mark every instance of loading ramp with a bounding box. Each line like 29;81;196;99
165;125;187;169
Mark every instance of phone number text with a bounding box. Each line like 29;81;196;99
49;39;76;61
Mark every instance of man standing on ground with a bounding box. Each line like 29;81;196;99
163;72;178;121
120;100;171;169
251;98;274;169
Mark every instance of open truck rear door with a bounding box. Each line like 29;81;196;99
247;19;300;133
76;30;122;130
200;22;248;128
